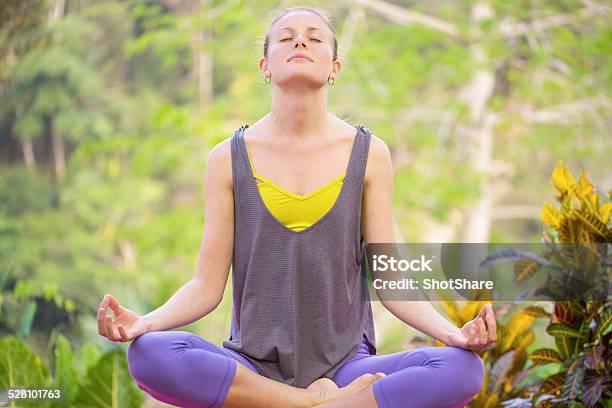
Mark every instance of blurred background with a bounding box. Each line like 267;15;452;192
1;0;610;407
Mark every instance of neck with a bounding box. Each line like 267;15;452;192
267;84;331;140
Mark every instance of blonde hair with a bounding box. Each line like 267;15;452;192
263;6;338;61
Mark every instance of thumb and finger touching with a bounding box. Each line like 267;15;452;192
97;294;137;342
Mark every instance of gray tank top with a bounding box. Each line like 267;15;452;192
222;124;377;388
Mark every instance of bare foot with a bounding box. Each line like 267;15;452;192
306;373;385;406
307;377;340;393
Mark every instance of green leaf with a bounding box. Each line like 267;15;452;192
529;348;563;366
599;308;612;336
546;323;584;339
0;336;50;405
523;305;551;318
52;335;79;406
555;335;578;360
17;300;37;340
540;371;567;396
73;349;142;408
77;342;102;377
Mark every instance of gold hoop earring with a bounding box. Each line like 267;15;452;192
264;74;271;84
328;76;335;86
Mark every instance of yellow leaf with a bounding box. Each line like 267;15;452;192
523;305;551;318
574;171;598;212
575;170;593;196
514;327;535;352
559;217;582;244
514;259;540;283
439;301;461;325
541;203;561;229
529;348;562;366
484;393;499;408
459;301;487;325
551;161;575;196
571;208;609;241
599;202;612;224
502;313;534;353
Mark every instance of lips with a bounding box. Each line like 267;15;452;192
287;53;313;62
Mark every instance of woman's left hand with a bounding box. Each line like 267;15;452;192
447;303;497;353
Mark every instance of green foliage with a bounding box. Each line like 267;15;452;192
0;335;143;408
73;349;142;408
488;165;612;407
0;337;49;390
53;335;79;404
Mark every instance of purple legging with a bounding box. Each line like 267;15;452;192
127;331;484;408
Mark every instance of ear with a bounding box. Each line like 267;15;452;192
331;59;342;78
259;58;269;75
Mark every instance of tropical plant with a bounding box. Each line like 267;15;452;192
0;334;142;407
525;163;611;407
526;301;611;408
0;263;78;342
482;162;611;407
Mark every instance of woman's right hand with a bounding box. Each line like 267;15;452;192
97;293;151;342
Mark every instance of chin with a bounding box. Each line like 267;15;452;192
276;74;326;88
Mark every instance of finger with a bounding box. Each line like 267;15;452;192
118;325;129;342
471;321;480;345
97;308;108;336
486;306;497;342
478;303;489;321
473;319;484;345
468;321;477;344
99;294;109;310
107;294;123;316
105;315;118;341
478;317;488;344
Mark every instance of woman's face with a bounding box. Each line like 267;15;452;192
262;11;340;88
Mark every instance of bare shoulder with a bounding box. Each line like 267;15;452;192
366;131;391;162
331;115;392;184
206;136;233;188
364;130;392;185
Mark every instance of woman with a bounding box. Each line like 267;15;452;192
97;6;496;408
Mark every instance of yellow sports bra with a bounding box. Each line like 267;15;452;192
244;145;345;232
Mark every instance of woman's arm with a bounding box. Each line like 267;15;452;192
142;139;235;332
361;134;465;346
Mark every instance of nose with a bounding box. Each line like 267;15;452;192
294;35;307;49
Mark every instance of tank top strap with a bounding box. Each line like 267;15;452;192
344;125;372;262
230;124;253;196
345;125;372;198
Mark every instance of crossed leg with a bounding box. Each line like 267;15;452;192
127;330;384;408
317;340;485;408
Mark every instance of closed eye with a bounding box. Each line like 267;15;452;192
280;38;323;42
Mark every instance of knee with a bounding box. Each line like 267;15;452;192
127;332;156;384
127;331;182;386
450;348;485;397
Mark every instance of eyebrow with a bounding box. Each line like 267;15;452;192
278;26;321;33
